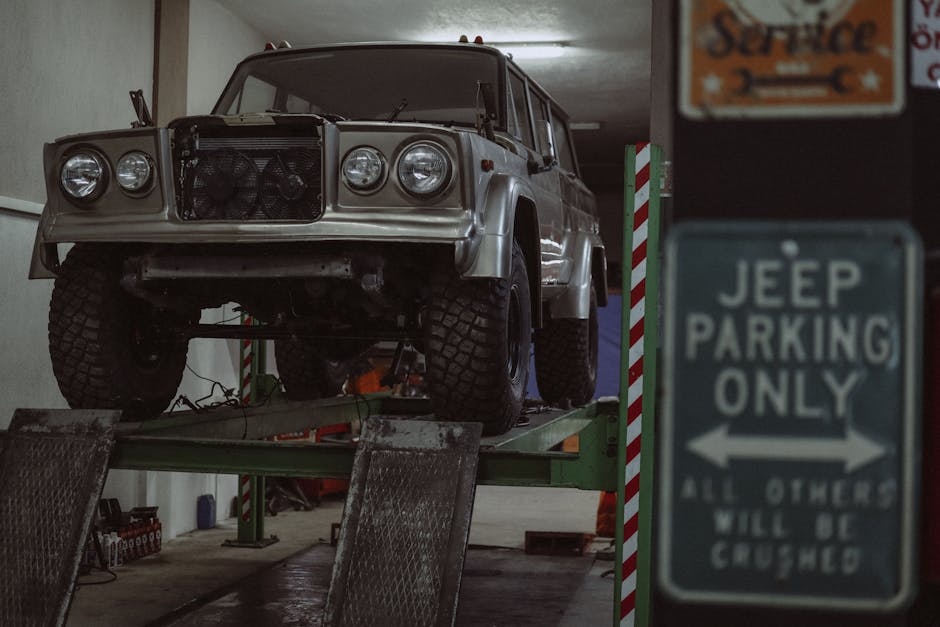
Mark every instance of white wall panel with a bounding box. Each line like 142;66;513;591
0;0;265;540
0;213;66;428
0;0;155;423
0;0;155;203
188;0;268;115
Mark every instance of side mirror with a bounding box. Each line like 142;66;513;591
129;89;153;128
535;120;555;167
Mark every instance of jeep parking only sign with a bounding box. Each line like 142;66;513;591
659;222;920;611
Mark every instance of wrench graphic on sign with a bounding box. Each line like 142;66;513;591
734;66;853;95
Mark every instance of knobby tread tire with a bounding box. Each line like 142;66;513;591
426;241;531;435
274;338;352;400
534;287;598;407
48;244;189;418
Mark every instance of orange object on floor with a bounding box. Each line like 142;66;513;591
349;366;389;394
596;491;616;538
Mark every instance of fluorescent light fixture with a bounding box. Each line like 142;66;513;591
491;42;567;59
570;122;602;131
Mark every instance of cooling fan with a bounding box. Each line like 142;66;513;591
259;149;322;220
188;150;259;219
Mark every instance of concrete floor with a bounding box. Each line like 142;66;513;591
66;485;611;626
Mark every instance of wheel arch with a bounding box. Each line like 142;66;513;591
462;173;542;327
549;233;606;319
512;196;543;328
592;246;609;307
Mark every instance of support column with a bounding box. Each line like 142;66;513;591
224;314;278;548
153;0;189;125
617;144;661;627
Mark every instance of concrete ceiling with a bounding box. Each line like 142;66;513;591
220;0;651;187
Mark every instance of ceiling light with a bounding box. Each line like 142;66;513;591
570;122;602;131
490;42;568;59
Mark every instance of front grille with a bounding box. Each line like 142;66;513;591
178;135;323;221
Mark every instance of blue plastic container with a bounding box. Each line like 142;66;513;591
197;494;216;529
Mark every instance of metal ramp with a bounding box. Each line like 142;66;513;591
0;395;619;625
323;418;482;627
0;409;119;627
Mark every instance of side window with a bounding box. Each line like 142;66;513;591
508;72;533;147
530;92;551;154
550;108;576;172
227;76;276;114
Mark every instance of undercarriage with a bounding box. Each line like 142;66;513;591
118;241;450;344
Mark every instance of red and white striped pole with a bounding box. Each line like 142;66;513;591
617;142;660;627
622;142;650;626
239;474;251;523
240;314;254;406
239;314;253;529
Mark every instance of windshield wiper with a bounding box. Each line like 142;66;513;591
386;98;408;122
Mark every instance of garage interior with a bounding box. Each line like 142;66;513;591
3;1;940;626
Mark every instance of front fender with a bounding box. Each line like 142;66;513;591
28;212;58;279
549;232;605;319
462;173;534;279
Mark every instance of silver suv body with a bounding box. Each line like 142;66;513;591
30;42;607;434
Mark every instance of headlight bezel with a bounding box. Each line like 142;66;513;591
396;141;452;198
59;149;109;203
342;146;388;194
115;150;155;195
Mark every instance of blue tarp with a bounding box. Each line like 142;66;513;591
527;293;623;400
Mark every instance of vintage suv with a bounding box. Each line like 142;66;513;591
29;42;607;435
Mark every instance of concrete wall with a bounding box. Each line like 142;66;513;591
0;0;156;425
188;0;269;115
0;0;268;540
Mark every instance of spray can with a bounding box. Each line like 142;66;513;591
101;532;111;569
109;532;119;567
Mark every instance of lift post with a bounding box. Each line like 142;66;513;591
0;394;621;626
618;143;663;627
107;394;619;492
224;314;277;548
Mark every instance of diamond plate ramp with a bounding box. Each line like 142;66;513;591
0;409;120;627
324;418;482;627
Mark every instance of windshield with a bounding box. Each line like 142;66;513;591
214;47;502;127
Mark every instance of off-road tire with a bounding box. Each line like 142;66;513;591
274;338;364;400
534;286;598;407
426;241;531;435
48;244;190;419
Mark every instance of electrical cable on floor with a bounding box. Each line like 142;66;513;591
211;313;243;325
185;363;232;390
254;375;283;408
76;530;118;588
76;568;118;587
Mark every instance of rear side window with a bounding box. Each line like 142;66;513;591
550;109;576;172
508;72;533;147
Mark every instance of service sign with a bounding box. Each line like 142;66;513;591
680;0;905;118
911;0;940;89
660;222;920;610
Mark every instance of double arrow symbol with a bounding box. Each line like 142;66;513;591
734;66;852;96
687;423;886;473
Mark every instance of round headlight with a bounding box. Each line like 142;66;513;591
116;151;153;192
398;143;450;197
342;147;386;191
60;152;106;200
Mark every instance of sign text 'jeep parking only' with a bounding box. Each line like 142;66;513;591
659;222;920;611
